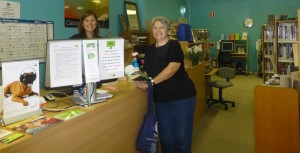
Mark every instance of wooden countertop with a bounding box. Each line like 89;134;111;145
0;62;208;153
0;80;147;153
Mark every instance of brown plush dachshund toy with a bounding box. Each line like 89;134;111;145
4;72;39;106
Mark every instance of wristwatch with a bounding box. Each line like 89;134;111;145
149;77;155;85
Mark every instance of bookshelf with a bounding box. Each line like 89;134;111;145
256;39;263;77
261;25;276;82
275;19;298;75
232;40;248;75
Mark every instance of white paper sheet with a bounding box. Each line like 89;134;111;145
0;1;20;19
82;40;100;83
98;38;125;81
48;40;83;88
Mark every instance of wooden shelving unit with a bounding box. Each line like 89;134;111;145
120;31;150;54
231;40;248;75
261;25;276;82
275;19;298;75
261;10;299;83
219;40;248;75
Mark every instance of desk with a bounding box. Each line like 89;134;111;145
230;53;248;75
254;85;299;153
186;62;206;126
0;62;207;152
0;81;147;153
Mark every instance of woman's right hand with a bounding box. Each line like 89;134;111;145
135;81;148;89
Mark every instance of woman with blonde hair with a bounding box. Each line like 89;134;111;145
136;16;196;153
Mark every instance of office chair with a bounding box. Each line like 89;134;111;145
218;52;236;69
206;67;236;110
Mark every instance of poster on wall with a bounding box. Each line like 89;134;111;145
0;1;20;19
64;0;109;28
1;60;42;125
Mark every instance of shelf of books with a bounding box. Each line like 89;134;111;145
262;25;277;82
275;19;298;75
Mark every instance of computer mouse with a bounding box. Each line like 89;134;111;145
43;94;55;101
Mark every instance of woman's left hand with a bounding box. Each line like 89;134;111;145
135;81;148;89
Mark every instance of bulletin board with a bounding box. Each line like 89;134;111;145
0;18;54;64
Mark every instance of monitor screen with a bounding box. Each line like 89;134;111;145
221;41;234;52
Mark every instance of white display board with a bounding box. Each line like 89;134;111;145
1;60;42;125
0;18;54;63
98;38;125;80
45;38;124;89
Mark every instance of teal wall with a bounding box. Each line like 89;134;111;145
3;0;300;87
7;0;179;88
189;0;300;72
7;0;141;87
140;0;182;25
10;0;136;39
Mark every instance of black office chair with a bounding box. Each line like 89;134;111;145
206;67;236;110
218;52;236;69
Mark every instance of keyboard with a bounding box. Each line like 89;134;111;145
51;88;74;97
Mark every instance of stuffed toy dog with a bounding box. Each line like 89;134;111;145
4;72;38;106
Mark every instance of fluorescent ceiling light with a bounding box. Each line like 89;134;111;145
91;0;101;4
126;10;136;15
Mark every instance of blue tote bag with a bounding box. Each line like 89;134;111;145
136;81;158;153
177;23;193;42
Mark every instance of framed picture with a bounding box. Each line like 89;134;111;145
124;1;141;32
119;14;127;32
192;29;210;42
64;0;109;28
242;32;248;40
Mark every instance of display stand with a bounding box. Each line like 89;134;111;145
1;109;43;126
71;82;100;106
86;82;97;107
1;60;42;126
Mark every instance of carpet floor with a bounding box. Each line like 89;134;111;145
192;74;263;153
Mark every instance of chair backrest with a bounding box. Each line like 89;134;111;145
218;67;235;79
218;52;232;64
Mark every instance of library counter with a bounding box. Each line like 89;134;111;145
0;62;206;153
0;81;147;153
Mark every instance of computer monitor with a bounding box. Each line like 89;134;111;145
221;41;234;52
45;38;124;97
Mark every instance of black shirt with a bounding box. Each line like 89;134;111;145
69;33;86;39
69;32;101;39
144;40;196;103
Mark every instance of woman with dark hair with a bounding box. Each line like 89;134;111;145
70;10;100;39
